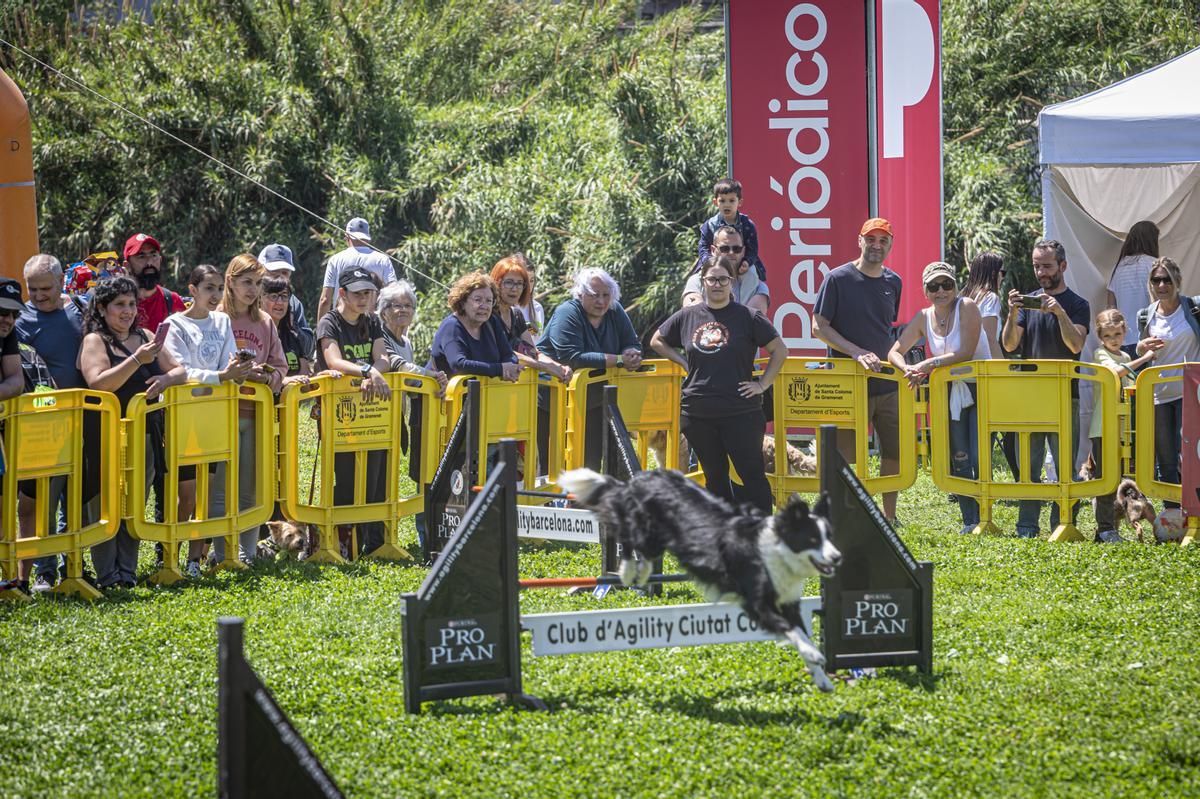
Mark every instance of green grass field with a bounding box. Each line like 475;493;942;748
2;470;1199;798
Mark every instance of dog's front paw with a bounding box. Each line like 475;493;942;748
635;558;654;585
617;558;638;586
808;665;835;693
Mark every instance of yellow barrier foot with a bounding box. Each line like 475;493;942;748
54;578;103;602
1;586;32;603
1048;524;1086;543
215;558;248;572
364;543;414;562
305;549;347;565
968;521;999;536
148;567;185;587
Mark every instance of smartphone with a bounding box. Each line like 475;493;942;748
1018;294;1044;311
153;321;170;347
236;347;257;362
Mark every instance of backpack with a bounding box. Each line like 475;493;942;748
18;342;55;393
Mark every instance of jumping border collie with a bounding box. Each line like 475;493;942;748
560;468;842;692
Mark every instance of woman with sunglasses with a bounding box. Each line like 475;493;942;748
1134;257;1200;506
650;255;787;513
888;262;989;534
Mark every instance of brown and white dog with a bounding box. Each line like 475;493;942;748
258;520;312;560
1113;478;1156;543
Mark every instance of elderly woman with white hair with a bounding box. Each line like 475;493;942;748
538;267;642;372
377;279;448;389
538;267;642;467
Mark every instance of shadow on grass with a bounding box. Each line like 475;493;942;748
878;666;948;693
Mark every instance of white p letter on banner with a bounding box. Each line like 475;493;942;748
881;0;934;159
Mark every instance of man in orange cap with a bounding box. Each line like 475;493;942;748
812;217;904;524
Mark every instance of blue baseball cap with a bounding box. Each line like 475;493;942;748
257;243;295;273
346;217;371;242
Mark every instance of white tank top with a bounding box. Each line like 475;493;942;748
923;298;990;362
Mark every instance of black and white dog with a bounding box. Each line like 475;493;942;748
560;468;842;692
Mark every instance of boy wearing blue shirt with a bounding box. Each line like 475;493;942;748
697;177;767;289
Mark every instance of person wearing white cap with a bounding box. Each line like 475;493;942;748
257;243;315;359
315;217;397;322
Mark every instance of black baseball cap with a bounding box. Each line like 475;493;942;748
0;278;24;312
339;267;377;292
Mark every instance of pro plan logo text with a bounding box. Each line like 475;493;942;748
425;615;501;669
842;590;913;638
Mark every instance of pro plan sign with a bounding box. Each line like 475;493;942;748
841;590;913;638
425;614;501;669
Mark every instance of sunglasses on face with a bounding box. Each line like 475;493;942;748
0;309;16;319
499;279;525;290
1150;276;1173;286
384;302;414;312
925;279;956;293
716;244;744;254
703;275;732;287
263;292;291;302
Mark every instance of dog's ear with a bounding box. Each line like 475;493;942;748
264;521;282;533
779;494;811;521
812;491;831;519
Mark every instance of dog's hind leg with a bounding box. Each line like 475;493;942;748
783;628;834;693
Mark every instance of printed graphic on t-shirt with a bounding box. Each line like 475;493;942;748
692;321;729;354
343;341;373;364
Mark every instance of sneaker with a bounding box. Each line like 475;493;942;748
1096;529;1124;544
1016;529;1038;539
958;525;974;535
185;560;202;579
31;575;55;594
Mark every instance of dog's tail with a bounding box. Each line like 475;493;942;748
1116;477;1141;499
559;468;611;505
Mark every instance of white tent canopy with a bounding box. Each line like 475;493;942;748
1039;46;1200;309
1038;47;1200;467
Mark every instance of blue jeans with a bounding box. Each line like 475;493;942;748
948;385;980;527
1017;398;1080;535
1154;398;1182;510
34;486;68;579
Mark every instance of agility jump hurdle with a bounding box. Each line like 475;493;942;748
401;427;934;714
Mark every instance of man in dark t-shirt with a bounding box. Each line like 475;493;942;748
1001;239;1090;539
813;218;903;524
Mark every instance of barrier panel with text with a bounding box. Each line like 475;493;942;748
279;373;443;564
0;389;121;600
1137;363;1200;546
768;358;916;504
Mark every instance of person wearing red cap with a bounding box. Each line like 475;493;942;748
813;218;904;524
123;233;185;332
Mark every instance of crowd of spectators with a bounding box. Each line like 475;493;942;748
2;177;1195;593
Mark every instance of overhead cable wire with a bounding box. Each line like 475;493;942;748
0;37;449;289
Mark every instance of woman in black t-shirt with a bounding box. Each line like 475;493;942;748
651;256;787;513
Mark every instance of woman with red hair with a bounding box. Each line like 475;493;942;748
491;255;571;383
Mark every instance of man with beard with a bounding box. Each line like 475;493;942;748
122;232;184;565
1002;239;1090;538
123;233;185;332
812;218;904;525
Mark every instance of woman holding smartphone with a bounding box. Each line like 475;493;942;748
163;264;254;577
213;254;287;565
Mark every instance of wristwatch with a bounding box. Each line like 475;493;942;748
360;363;372;379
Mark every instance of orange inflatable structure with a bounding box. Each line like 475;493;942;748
0;68;39;284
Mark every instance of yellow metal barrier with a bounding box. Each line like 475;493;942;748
442;370;567;489
565;361;686;471
0;389;122;600
1134;364;1200;545
125;383;276;582
279;372;442;564
929;360;1120;542
768;358;917;504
